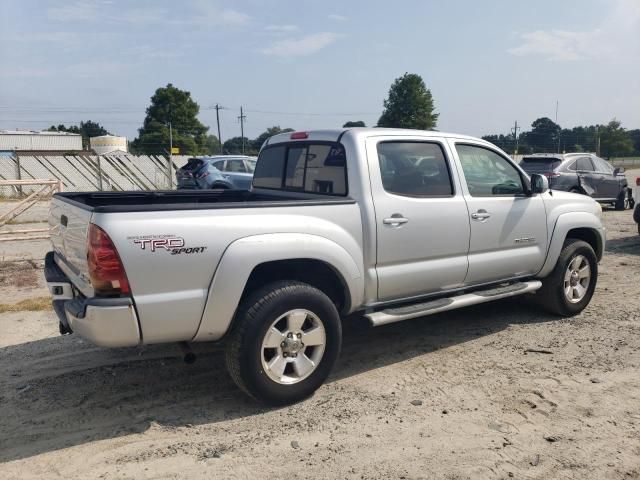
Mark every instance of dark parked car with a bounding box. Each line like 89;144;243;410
176;156;256;190
520;153;633;210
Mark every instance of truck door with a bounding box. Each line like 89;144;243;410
366;137;470;301
450;141;548;286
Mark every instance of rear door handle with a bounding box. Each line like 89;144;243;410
471;210;491;221
383;215;409;226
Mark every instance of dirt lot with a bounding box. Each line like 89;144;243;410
1;206;639;480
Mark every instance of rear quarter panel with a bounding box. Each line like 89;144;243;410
93;202;364;344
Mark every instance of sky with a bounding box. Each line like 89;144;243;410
1;0;639;143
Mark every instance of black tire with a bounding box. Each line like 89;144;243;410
225;281;341;405
211;183;230;190
614;191;626;210
536;239;598;316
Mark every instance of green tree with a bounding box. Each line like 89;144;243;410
599;119;634;159
223;136;251;154
48;121;111;149
204;134;222;155
343;120;366;127
252;126;294;151
627;129;640;155
131;83;208;155
377;73;438;130
522;117;561;153
482;134;515;153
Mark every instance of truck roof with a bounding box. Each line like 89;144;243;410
265;128;491;147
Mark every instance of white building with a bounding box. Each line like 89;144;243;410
90;135;128;155
0;130;83;151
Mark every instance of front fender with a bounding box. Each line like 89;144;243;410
536;212;605;278
192;233;364;342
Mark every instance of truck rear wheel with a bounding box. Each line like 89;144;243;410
536;239;597;316
225;281;341;405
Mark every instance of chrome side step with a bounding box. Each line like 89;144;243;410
365;280;542;327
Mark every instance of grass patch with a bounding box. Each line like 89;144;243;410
0;297;52;314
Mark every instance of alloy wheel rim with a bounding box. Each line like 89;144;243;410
260;309;326;385
563;255;591;303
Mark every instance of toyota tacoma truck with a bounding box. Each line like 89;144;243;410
45;128;605;405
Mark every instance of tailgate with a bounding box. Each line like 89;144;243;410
48;196;94;296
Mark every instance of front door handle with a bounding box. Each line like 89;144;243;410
383;214;409;226
471;210;491;221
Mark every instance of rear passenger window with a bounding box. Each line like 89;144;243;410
253;143;347;196
576;157;594;171
377;142;453;197
226;159;247;172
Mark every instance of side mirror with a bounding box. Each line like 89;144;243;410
530;173;549;194
614;166;625;175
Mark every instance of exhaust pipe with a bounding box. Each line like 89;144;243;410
179;342;197;364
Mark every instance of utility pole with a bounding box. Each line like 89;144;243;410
555;100;561;153
511;120;520;155
214;104;223;154
168;122;173;189
238;106;247;154
595;126;601;156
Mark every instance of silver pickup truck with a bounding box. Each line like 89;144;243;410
46;128;605;404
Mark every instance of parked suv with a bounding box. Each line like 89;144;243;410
176;156;256;190
520;153;632;210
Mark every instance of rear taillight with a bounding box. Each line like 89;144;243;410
196;171;209;179
544;172;560;178
636;177;640;186
87;224;130;296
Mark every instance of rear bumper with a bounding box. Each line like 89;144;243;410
44;252;141;347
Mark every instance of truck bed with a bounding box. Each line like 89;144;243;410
55;190;355;213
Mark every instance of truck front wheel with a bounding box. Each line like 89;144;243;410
225;281;342;405
536;239;598;316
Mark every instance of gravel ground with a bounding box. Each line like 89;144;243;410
0;205;639;480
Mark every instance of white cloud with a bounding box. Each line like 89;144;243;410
265;24;299;32
508;30;596;61
260;32;343;58
508;0;640;61
328;14;347;22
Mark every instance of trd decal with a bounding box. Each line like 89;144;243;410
128;234;207;254
134;237;185;252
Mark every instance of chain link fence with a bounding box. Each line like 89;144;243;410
0;154;190;197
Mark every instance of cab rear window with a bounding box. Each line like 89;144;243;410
253;142;348;196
